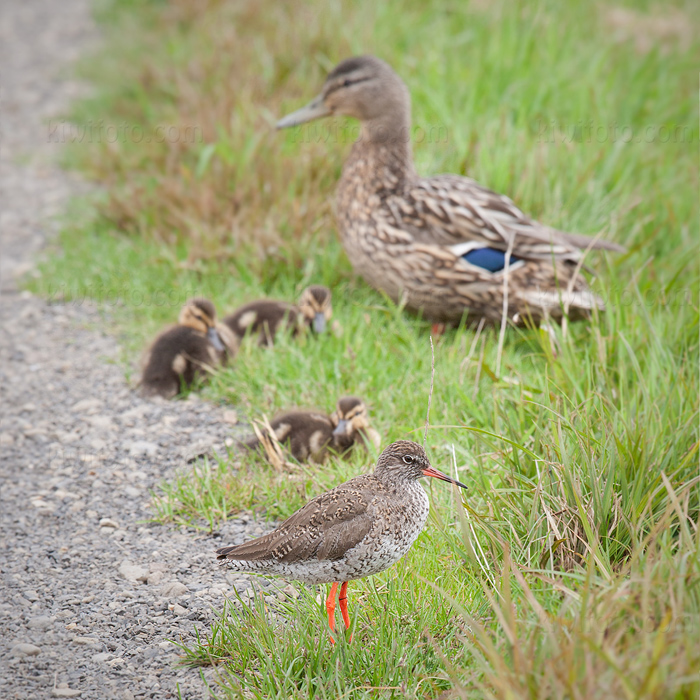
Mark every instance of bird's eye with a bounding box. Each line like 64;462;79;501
343;79;352;87
403;455;414;464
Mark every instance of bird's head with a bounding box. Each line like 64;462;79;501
277;55;411;141
298;285;333;333
179;298;225;352
373;440;468;490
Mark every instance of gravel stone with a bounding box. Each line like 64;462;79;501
98;517;119;529
71;399;103;414
161;581;188;598
0;2;269;697
127;440;159;457
146;571;165;585
11;643;42;657
223;410;239;425
118;561;150;583
283;584;300;600
73;637;100;646
27;615;53;629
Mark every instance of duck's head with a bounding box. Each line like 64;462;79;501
178;298;225;352
276;55;410;136
331;395;371;447
298;285;332;333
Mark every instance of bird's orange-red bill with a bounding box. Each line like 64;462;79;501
422;465;468;490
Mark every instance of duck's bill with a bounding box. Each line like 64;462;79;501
422;465;468;490
207;327;226;352
276;94;330;129
332;419;349;437
313;312;327;333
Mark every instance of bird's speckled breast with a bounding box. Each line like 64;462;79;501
336;150;409;302
340;480;430;580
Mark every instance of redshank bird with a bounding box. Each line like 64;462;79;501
216;440;467;642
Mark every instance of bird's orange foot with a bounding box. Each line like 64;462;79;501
326;582;338;644
431;323;446;336
339;582;352;643
326;582;353;645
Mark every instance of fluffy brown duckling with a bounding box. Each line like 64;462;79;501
240;396;380;463
140;298;238;399
223;285;332;346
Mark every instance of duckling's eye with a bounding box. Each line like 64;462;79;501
402;455;414;465
342;79;352;87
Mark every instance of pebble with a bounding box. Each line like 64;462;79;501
118;561;149;583
99;517;119;529
73;637;100;646
27;615;53;629
52;689;82;698
161;581;188;598
146;571;164;586
127;440;159;457
85;415;113;429
71;398;103;414
223;409;238;425
12;643;41;657
283;584;300;600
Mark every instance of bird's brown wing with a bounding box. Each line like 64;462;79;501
216;475;377;563
384;175;624;258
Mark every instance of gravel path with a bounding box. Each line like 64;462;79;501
0;2;268;698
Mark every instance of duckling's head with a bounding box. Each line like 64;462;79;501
178;298;225;351
277;56;410;137
298;285;332;333
331;396;370;448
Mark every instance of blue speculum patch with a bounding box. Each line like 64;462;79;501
463;248;521;272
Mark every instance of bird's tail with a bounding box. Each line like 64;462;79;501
553;229;626;253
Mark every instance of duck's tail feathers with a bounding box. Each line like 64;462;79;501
553;229;626;253
519;288;605;312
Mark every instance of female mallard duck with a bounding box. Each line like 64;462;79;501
277;56;624;326
240;396;380;463
140;298;238;399
223;285;332;346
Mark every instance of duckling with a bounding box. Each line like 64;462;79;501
240;396;379;463
223;285;332;346
140;298;238;399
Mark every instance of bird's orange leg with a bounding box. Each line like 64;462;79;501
431;322;446;336
326;582;339;644
338;581;352;642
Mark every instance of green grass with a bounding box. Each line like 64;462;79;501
32;0;700;696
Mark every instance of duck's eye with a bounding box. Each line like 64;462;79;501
402;455;414;465
342;79;352;87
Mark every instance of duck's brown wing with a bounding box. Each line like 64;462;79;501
384;175;624;259
216;475;377;563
